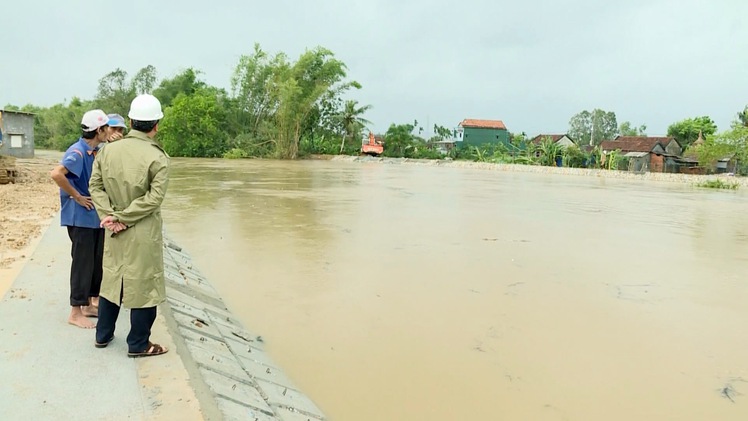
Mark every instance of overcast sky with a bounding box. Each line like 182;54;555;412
1;0;746;136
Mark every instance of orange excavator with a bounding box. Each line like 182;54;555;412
361;131;383;156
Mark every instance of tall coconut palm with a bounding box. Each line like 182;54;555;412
335;100;372;153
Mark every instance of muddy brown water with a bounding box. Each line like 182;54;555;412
161;158;748;420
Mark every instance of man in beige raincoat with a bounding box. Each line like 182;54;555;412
89;94;170;357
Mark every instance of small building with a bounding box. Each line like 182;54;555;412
0;110;35;158
600;136;682;173
429;140;455;155
453;119;509;149
678;132;738;174
529;134;575;148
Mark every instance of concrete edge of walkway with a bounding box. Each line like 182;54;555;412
160;235;328;421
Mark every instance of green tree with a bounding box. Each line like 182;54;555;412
537;137;563;166
159;89;230;157
618;121;647;136
431;124;453;141
667;116;717;149
334;100;372;153
231;44;285;138
43;97;92;150
131;65;157;95
270;47;360;159
568;109;618;146
737;106;748;127
383;122;418;157
94;68;136;116
153;68;206;108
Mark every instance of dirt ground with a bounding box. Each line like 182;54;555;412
0;156;59;294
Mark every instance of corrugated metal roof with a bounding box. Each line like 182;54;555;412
0;109;36;116
623;152;649;158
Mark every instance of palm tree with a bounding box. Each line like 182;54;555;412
334;100;372;153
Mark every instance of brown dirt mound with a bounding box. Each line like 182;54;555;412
0;157;59;268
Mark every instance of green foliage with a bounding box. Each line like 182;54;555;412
510;132;528;146
537;137;564;166
562;145;587;168
159;90;230;157
432;124;453;141
618;121;647;136
229;133;274;157
602;149;622;170
383;122;418;157
231;44;283;138
131;65;157;95
667;116;717;149
299;134;358;156
223;148;249;159
153;68;206;108
93;68;134;116
737;106;747;128
333;100;372;153
569;109;618;146
696;179;739;190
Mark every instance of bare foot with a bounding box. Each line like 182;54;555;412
68;308;96;329
82;305;98;318
90;297;100;308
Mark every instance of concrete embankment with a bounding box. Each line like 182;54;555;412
330;155;748;186
0;217;326;421
161;236;328;421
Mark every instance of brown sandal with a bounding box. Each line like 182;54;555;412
95;336;114;348
127;342;168;358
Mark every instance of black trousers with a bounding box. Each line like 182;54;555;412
96;295;157;353
67;226;104;307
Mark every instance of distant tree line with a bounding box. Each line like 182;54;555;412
4;45;747;173
4;44;376;160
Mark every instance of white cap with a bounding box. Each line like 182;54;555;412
81;109;109;132
128;94;164;121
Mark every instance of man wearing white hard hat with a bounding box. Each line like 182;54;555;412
89;94;170;357
50;109;113;329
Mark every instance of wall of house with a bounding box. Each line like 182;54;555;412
0;112;35;158
650;153;665;172
665;140;682;156
557;136;575;148
460;127;510;148
629;156;649;172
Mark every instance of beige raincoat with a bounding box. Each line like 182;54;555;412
89;130;170;308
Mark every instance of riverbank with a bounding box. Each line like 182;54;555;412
0;156;59;296
328;155;748;187
0;212;327;420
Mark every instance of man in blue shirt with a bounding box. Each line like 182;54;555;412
50;109;113;329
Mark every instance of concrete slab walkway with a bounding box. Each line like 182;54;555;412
0;222;202;420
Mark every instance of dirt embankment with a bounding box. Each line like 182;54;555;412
0;156;59;274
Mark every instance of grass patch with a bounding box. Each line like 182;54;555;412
696;179;740;190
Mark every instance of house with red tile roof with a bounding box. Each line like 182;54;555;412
454;119;510;149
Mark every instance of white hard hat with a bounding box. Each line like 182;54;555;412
128;94;164;121
81;109;110;132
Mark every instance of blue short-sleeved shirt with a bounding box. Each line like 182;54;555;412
59;138;101;229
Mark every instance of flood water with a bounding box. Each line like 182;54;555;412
161;158;748;420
